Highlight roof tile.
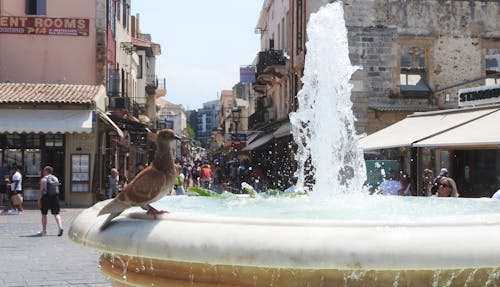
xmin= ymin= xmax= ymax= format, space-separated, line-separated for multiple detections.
xmin=0 ymin=83 xmax=101 ymax=105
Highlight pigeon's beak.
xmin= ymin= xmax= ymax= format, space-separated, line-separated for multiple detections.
xmin=175 ymin=134 xmax=181 ymax=140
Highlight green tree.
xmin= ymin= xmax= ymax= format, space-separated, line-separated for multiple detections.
xmin=186 ymin=125 xmax=195 ymax=139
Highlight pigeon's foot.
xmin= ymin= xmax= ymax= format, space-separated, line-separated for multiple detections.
xmin=146 ymin=204 xmax=169 ymax=219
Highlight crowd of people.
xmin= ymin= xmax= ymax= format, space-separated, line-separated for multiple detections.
xmin=171 ymin=158 xmax=267 ymax=194
xmin=106 ymin=160 xmax=497 ymax=199
xmin=376 ymin=167 xmax=460 ymax=197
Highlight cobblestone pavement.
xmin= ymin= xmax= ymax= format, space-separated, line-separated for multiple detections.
xmin=0 ymin=205 xmax=112 ymax=287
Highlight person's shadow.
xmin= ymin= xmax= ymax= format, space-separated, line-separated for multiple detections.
xmin=20 ymin=232 xmax=56 ymax=238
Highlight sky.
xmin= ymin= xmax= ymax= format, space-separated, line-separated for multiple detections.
xmin=131 ymin=0 xmax=264 ymax=110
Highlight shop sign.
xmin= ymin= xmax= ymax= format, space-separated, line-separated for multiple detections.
xmin=0 ymin=16 xmax=89 ymax=36
xmin=231 ymin=133 xmax=247 ymax=150
xmin=459 ymin=84 xmax=500 ymax=107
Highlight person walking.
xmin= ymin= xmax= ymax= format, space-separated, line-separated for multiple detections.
xmin=200 ymin=163 xmax=212 ymax=189
xmin=0 ymin=161 xmax=8 ymax=207
xmin=37 ymin=166 xmax=63 ymax=236
xmin=174 ymin=164 xmax=185 ymax=195
xmin=9 ymin=165 xmax=24 ymax=214
xmin=182 ymin=162 xmax=191 ymax=190
xmin=107 ymin=168 xmax=120 ymax=199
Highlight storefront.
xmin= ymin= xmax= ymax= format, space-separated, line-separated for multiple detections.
xmin=242 ymin=120 xmax=295 ymax=190
xmin=108 ymin=112 xmax=151 ymax=183
xmin=359 ymin=84 xmax=500 ymax=197
xmin=0 ymin=83 xmax=123 ymax=206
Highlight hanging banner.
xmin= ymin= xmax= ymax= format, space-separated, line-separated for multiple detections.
xmin=0 ymin=16 xmax=89 ymax=36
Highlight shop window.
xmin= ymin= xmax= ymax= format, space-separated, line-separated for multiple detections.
xmin=116 ymin=0 xmax=120 ymax=21
xmin=24 ymin=149 xmax=41 ymax=177
xmin=71 ymin=154 xmax=90 ymax=192
xmin=45 ymin=134 xmax=64 ymax=147
xmin=296 ymin=0 xmax=303 ymax=54
xmin=122 ymin=0 xmax=127 ymax=29
xmin=165 ymin=120 xmax=174 ymax=130
xmin=400 ymin=47 xmax=429 ymax=95
xmin=4 ymin=149 xmax=22 ymax=168
xmin=485 ymin=49 xmax=500 ymax=85
xmin=130 ymin=132 xmax=148 ymax=147
xmin=6 ymin=134 xmax=22 ymax=148
xmin=25 ymin=134 xmax=41 ymax=148
xmin=137 ymin=55 xmax=143 ymax=79
xmin=25 ymin=0 xmax=46 ymax=15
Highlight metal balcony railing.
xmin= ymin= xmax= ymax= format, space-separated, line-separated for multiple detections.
xmin=248 ymin=109 xmax=268 ymax=130
xmin=256 ymin=49 xmax=287 ymax=78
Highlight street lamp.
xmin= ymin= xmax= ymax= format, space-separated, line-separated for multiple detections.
xmin=231 ymin=107 xmax=241 ymax=134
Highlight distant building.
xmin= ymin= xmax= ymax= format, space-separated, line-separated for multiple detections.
xmin=156 ymin=98 xmax=187 ymax=159
xmin=196 ymin=100 xmax=221 ymax=148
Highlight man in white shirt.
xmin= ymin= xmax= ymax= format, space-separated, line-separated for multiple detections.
xmin=9 ymin=165 xmax=24 ymax=214
xmin=378 ymin=170 xmax=402 ymax=196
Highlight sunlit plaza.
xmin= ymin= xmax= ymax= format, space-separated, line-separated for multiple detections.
xmin=1 ymin=0 xmax=499 ymax=286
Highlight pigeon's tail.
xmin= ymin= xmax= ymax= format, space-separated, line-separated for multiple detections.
xmin=98 ymin=198 xmax=129 ymax=216
xmin=99 ymin=212 xmax=122 ymax=231
xmin=97 ymin=199 xmax=129 ymax=231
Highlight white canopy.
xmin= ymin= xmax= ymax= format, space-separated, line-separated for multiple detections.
xmin=0 ymin=109 xmax=93 ymax=134
xmin=358 ymin=107 xmax=498 ymax=150
xmin=414 ymin=109 xmax=500 ymax=148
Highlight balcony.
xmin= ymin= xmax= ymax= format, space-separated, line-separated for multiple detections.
xmin=255 ymin=49 xmax=287 ymax=85
xmin=109 ymin=96 xmax=130 ymax=110
xmin=248 ymin=109 xmax=268 ymax=130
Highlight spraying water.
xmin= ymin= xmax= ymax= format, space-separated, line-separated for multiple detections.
xmin=289 ymin=2 xmax=367 ymax=195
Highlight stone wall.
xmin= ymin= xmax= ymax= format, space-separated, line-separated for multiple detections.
xmin=343 ymin=0 xmax=500 ymax=134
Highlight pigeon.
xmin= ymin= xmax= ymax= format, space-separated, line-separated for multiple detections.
xmin=98 ymin=129 xmax=180 ymax=230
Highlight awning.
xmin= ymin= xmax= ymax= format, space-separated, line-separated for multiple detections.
xmin=358 ymin=107 xmax=498 ymax=150
xmin=0 ymin=109 xmax=93 ymax=134
xmin=96 ymin=110 xmax=124 ymax=138
xmin=273 ymin=122 xmax=292 ymax=138
xmin=414 ymin=109 xmax=500 ymax=148
xmin=242 ymin=134 xmax=274 ymax=151
xmin=246 ymin=133 xmax=260 ymax=145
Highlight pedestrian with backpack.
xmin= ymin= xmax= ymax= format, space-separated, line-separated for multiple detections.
xmin=37 ymin=166 xmax=63 ymax=236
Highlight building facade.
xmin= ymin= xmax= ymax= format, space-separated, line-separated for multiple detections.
xmin=195 ymin=100 xmax=221 ymax=149
xmin=0 ymin=0 xmax=162 ymax=206
xmin=156 ymin=98 xmax=187 ymax=159
xmin=248 ymin=0 xmax=500 ymax=192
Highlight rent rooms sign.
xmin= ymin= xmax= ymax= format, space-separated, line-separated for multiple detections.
xmin=0 ymin=16 xmax=89 ymax=36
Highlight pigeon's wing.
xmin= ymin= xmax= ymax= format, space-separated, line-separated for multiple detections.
xmin=116 ymin=167 xmax=170 ymax=206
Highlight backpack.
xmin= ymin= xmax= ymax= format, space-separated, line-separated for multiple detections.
xmin=46 ymin=175 xmax=60 ymax=197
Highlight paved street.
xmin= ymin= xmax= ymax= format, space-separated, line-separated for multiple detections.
xmin=0 ymin=205 xmax=112 ymax=287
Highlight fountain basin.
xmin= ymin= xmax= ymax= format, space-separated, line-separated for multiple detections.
xmin=70 ymin=197 xmax=500 ymax=286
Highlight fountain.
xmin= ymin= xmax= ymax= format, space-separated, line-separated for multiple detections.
xmin=70 ymin=2 xmax=500 ymax=286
